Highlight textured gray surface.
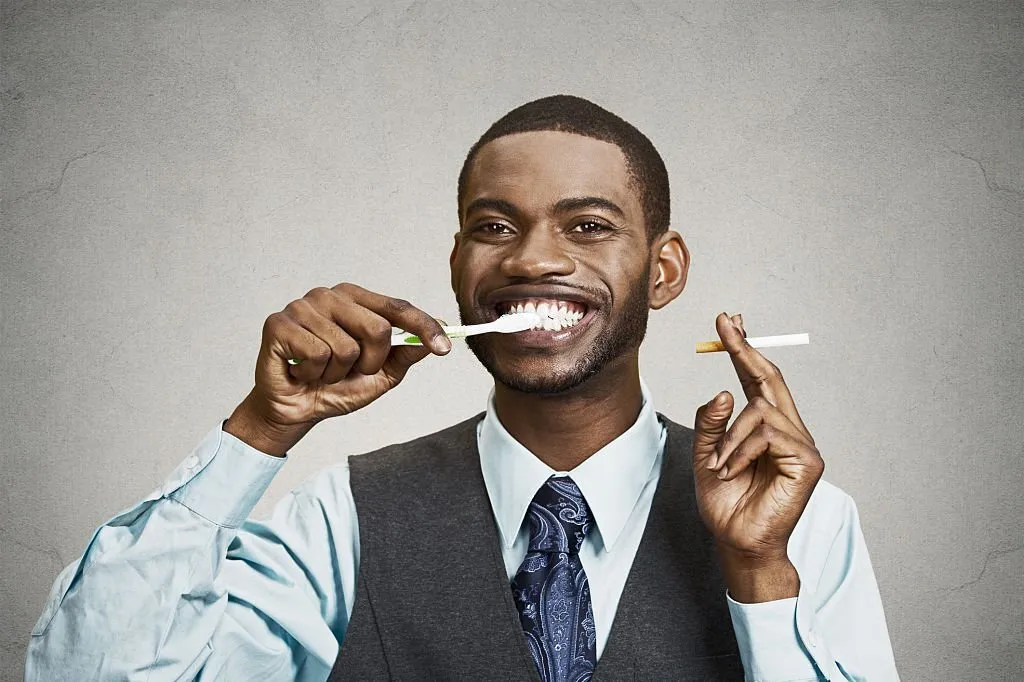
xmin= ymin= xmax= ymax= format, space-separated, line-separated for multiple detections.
xmin=2 ymin=1 xmax=1022 ymax=680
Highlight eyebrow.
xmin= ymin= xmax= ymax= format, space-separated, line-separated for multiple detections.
xmin=552 ymin=196 xmax=626 ymax=219
xmin=463 ymin=196 xmax=626 ymax=221
xmin=463 ymin=197 xmax=521 ymax=220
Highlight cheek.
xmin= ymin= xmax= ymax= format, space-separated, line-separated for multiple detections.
xmin=451 ymin=255 xmax=485 ymax=304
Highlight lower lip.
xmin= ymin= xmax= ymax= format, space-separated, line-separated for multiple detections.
xmin=500 ymin=307 xmax=598 ymax=348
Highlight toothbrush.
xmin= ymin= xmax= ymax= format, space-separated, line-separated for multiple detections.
xmin=390 ymin=311 xmax=540 ymax=346
xmin=286 ymin=312 xmax=540 ymax=364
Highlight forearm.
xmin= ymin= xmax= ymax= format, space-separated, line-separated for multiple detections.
xmin=725 ymin=483 xmax=900 ymax=682
xmin=26 ymin=423 xmax=284 ymax=681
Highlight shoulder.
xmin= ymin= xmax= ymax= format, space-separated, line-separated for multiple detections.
xmin=281 ymin=413 xmax=484 ymax=509
xmin=346 ymin=412 xmax=485 ymax=476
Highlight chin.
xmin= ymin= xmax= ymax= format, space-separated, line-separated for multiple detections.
xmin=468 ymin=340 xmax=606 ymax=395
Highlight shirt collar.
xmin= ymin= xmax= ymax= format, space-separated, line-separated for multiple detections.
xmin=478 ymin=377 xmax=664 ymax=553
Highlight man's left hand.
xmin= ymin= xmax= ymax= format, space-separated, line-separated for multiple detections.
xmin=692 ymin=312 xmax=824 ymax=603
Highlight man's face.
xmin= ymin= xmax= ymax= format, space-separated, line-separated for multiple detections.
xmin=450 ymin=130 xmax=653 ymax=394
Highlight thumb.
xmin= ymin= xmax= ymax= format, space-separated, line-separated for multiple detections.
xmin=379 ymin=317 xmax=449 ymax=387
xmin=379 ymin=344 xmax=434 ymax=387
xmin=693 ymin=391 xmax=733 ymax=468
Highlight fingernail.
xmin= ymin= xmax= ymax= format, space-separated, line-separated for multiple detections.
xmin=717 ymin=465 xmax=729 ymax=480
xmin=436 ymin=335 xmax=452 ymax=352
xmin=706 ymin=452 xmax=719 ymax=470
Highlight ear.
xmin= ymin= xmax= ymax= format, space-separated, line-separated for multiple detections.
xmin=648 ymin=230 xmax=689 ymax=310
xmin=449 ymin=232 xmax=461 ymax=295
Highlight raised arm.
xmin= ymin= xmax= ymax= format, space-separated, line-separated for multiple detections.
xmin=692 ymin=312 xmax=898 ymax=680
xmin=25 ymin=283 xmax=451 ymax=680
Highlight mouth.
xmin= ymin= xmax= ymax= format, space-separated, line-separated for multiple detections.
xmin=489 ymin=297 xmax=598 ymax=348
xmin=495 ymin=298 xmax=589 ymax=332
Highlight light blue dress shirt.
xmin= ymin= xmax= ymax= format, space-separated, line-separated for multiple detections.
xmin=26 ymin=380 xmax=898 ymax=681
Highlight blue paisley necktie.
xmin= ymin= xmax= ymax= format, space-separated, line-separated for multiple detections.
xmin=511 ymin=476 xmax=597 ymax=682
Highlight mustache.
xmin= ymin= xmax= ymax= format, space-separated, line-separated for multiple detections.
xmin=483 ymin=280 xmax=608 ymax=305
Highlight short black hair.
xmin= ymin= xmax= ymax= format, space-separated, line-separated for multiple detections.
xmin=457 ymin=95 xmax=670 ymax=242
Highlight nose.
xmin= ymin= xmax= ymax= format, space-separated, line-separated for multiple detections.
xmin=499 ymin=226 xmax=575 ymax=280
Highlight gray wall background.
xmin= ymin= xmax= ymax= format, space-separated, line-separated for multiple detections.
xmin=2 ymin=1 xmax=1022 ymax=680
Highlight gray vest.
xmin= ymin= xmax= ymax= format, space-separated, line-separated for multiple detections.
xmin=329 ymin=413 xmax=743 ymax=681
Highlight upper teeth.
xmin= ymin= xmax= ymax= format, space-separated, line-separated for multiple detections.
xmin=500 ymin=299 xmax=586 ymax=331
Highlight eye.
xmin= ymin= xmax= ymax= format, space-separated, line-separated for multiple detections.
xmin=571 ymin=220 xmax=612 ymax=234
xmin=473 ymin=222 xmax=515 ymax=235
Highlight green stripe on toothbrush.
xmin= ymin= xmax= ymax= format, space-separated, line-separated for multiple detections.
xmin=399 ymin=329 xmax=466 ymax=345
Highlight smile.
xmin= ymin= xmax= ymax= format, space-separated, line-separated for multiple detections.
xmin=496 ymin=299 xmax=589 ymax=332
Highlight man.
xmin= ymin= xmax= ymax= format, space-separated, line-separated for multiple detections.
xmin=26 ymin=96 xmax=898 ymax=680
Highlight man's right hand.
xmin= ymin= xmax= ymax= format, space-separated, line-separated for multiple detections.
xmin=224 ymin=283 xmax=452 ymax=456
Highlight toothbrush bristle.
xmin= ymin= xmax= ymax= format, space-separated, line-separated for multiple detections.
xmin=498 ymin=311 xmax=541 ymax=332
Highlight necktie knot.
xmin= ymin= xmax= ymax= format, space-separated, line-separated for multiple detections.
xmin=525 ymin=476 xmax=592 ymax=554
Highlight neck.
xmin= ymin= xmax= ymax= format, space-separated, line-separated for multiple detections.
xmin=492 ymin=354 xmax=644 ymax=471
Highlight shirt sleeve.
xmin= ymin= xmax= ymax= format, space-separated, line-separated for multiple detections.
xmin=25 ymin=421 xmax=360 ymax=682
xmin=726 ymin=481 xmax=900 ymax=681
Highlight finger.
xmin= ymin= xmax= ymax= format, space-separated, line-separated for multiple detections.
xmin=264 ymin=312 xmax=335 ymax=384
xmin=716 ymin=422 xmax=823 ymax=483
xmin=731 ymin=313 xmax=746 ymax=337
xmin=305 ymin=292 xmax=398 ymax=376
xmin=710 ymin=396 xmax=814 ymax=472
xmin=716 ymin=312 xmax=812 ymax=442
xmin=334 ymin=283 xmax=451 ymax=355
xmin=692 ymin=391 xmax=734 ymax=469
xmin=283 ymin=299 xmax=362 ymax=383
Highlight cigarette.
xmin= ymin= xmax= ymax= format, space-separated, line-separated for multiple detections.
xmin=696 ymin=333 xmax=810 ymax=354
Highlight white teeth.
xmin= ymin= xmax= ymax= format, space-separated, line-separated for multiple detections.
xmin=500 ymin=299 xmax=587 ymax=331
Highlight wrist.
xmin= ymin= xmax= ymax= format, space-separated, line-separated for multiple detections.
xmin=224 ymin=395 xmax=313 ymax=457
xmin=716 ymin=545 xmax=800 ymax=604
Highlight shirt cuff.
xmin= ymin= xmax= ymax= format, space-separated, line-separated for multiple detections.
xmin=727 ymin=593 xmax=820 ymax=682
xmin=164 ymin=421 xmax=287 ymax=528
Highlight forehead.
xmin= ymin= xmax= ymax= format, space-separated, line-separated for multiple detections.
xmin=462 ymin=131 xmax=640 ymax=220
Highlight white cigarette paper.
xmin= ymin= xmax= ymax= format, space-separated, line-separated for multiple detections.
xmin=695 ymin=333 xmax=810 ymax=354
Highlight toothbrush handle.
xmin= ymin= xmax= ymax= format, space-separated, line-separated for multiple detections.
xmin=391 ymin=326 xmax=470 ymax=346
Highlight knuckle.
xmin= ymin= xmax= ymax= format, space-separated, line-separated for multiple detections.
xmin=310 ymin=344 xmax=332 ymax=363
xmin=305 ymin=286 xmax=330 ymax=299
xmin=750 ymin=395 xmax=771 ymax=411
xmin=332 ymin=282 xmax=354 ymax=296
xmin=305 ymin=286 xmax=334 ymax=305
xmin=386 ymin=297 xmax=412 ymax=314
xmin=335 ymin=340 xmax=361 ymax=364
xmin=284 ymin=299 xmax=309 ymax=316
xmin=767 ymin=362 xmax=784 ymax=381
xmin=263 ymin=312 xmax=284 ymax=334
xmin=368 ymin=317 xmax=392 ymax=338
